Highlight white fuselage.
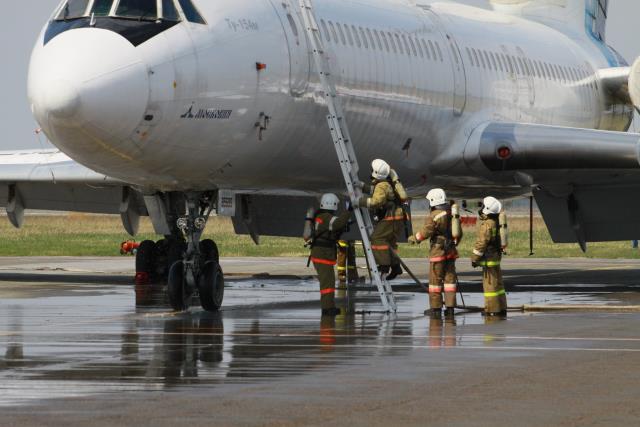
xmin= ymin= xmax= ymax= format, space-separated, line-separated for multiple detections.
xmin=28 ymin=0 xmax=631 ymax=197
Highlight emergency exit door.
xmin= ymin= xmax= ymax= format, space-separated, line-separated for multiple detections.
xmin=419 ymin=7 xmax=467 ymax=116
xmin=273 ymin=0 xmax=310 ymax=96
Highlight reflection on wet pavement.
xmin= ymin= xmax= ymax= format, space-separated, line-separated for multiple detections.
xmin=1 ymin=277 xmax=639 ymax=407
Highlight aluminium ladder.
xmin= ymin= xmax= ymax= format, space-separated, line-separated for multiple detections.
xmin=298 ymin=0 xmax=396 ymax=312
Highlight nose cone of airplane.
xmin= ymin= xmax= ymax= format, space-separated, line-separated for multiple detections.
xmin=28 ymin=28 xmax=149 ymax=153
xmin=41 ymin=79 xmax=80 ymax=118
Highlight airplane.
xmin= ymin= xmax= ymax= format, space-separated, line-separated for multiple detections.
xmin=4 ymin=0 xmax=640 ymax=312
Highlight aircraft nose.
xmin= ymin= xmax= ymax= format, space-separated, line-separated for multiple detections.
xmin=28 ymin=28 xmax=149 ymax=144
xmin=41 ymin=78 xmax=80 ymax=119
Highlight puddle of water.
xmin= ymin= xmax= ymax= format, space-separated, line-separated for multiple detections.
xmin=0 ymin=278 xmax=636 ymax=406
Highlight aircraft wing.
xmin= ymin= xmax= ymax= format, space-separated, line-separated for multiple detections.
xmin=459 ymin=122 xmax=640 ymax=249
xmin=0 ymin=149 xmax=145 ymax=233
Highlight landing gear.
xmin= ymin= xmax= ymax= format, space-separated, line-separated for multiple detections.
xmin=165 ymin=193 xmax=224 ymax=312
xmin=134 ymin=240 xmax=158 ymax=304
xmin=135 ymin=192 xmax=224 ymax=312
xmin=167 ymin=259 xmax=189 ymax=311
xmin=135 ymin=240 xmax=157 ymax=285
xmin=198 ymin=239 xmax=224 ymax=312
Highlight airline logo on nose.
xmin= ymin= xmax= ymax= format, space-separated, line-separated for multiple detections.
xmin=181 ymin=105 xmax=233 ymax=120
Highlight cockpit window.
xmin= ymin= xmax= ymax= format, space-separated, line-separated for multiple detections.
xmin=57 ymin=0 xmax=90 ymax=20
xmin=115 ymin=0 xmax=158 ymax=20
xmin=54 ymin=0 xmax=200 ymax=23
xmin=91 ymin=0 xmax=113 ymax=16
xmin=162 ymin=0 xmax=180 ymax=22
xmin=177 ymin=0 xmax=206 ymax=24
xmin=46 ymin=0 xmax=202 ymax=47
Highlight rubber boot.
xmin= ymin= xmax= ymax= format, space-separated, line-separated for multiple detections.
xmin=386 ymin=264 xmax=403 ymax=281
xmin=322 ymin=307 xmax=341 ymax=316
xmin=444 ymin=307 xmax=455 ymax=318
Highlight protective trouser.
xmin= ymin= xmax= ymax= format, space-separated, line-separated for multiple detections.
xmin=481 ymin=263 xmax=507 ymax=314
xmin=371 ymin=219 xmax=402 ymax=271
xmin=337 ymin=241 xmax=358 ymax=284
xmin=313 ymin=262 xmax=336 ymax=310
xmin=428 ymin=260 xmax=457 ymax=309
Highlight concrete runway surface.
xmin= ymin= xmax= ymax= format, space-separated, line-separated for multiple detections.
xmin=1 ymin=257 xmax=640 ymax=426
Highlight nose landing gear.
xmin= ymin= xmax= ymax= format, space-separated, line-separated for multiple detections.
xmin=166 ymin=194 xmax=224 ymax=312
xmin=135 ymin=192 xmax=224 ymax=312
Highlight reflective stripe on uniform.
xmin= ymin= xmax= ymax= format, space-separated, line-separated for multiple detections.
xmin=337 ymin=266 xmax=346 ymax=271
xmin=338 ymin=241 xmax=349 ymax=248
xmin=478 ymin=260 xmax=501 ymax=267
xmin=434 ymin=212 xmax=447 ymax=221
xmin=473 ymin=249 xmax=484 ymax=257
xmin=329 ymin=216 xmax=338 ymax=231
xmin=320 ymin=288 xmax=335 ymax=295
xmin=444 ymin=284 xmax=457 ymax=292
xmin=312 ymin=257 xmax=337 ymax=266
xmin=430 ymin=254 xmax=458 ymax=262
xmin=484 ymin=289 xmax=506 ymax=297
xmin=429 ymin=285 xmax=443 ymax=293
xmin=372 ymin=244 xmax=390 ymax=250
xmin=383 ymin=215 xmax=405 ymax=221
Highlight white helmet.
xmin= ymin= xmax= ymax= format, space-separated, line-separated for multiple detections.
xmin=482 ymin=196 xmax=502 ymax=215
xmin=320 ymin=193 xmax=340 ymax=211
xmin=426 ymin=188 xmax=447 ymax=208
xmin=371 ymin=159 xmax=391 ymax=180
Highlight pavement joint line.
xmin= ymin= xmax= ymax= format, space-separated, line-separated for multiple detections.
xmin=33 ymin=342 xmax=639 ymax=353
xmin=4 ymin=331 xmax=640 ymax=342
xmin=506 ymin=265 xmax=638 ymax=280
xmin=4 ymin=342 xmax=640 ymax=353
xmin=19 ymin=310 xmax=183 ymax=329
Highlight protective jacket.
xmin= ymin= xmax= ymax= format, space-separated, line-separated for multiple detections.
xmin=358 ymin=177 xmax=408 ymax=268
xmin=358 ymin=179 xmax=408 ymax=221
xmin=471 ymin=214 xmax=502 ymax=266
xmin=310 ymin=211 xmax=351 ymax=265
xmin=415 ymin=207 xmax=460 ymax=262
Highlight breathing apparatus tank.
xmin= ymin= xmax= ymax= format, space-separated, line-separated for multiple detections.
xmin=499 ymin=209 xmax=508 ymax=253
xmin=303 ymin=207 xmax=316 ymax=242
xmin=451 ymin=203 xmax=462 ymax=244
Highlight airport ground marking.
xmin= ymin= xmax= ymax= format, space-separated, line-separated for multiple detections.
xmin=7 ymin=331 xmax=640 ymax=343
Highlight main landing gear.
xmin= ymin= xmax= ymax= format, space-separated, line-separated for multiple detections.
xmin=135 ymin=192 xmax=224 ymax=312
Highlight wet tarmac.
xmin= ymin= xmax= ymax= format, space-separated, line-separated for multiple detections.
xmin=1 ymin=257 xmax=640 ymax=426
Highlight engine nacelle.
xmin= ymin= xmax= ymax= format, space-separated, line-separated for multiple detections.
xmin=628 ymin=57 xmax=640 ymax=110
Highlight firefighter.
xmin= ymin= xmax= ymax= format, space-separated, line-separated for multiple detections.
xmin=337 ymin=240 xmax=359 ymax=286
xmin=471 ymin=196 xmax=508 ymax=317
xmin=305 ymin=193 xmax=352 ymax=316
xmin=358 ymin=159 xmax=408 ymax=280
xmin=408 ymin=189 xmax=460 ymax=318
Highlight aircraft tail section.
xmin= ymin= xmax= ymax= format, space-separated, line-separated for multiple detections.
xmin=490 ymin=0 xmax=608 ymax=41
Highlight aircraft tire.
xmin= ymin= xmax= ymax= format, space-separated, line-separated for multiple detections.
xmin=200 ymin=239 xmax=219 ymax=263
xmin=198 ymin=261 xmax=224 ymax=312
xmin=135 ymin=240 xmax=157 ymax=281
xmin=167 ymin=260 xmax=189 ymax=311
